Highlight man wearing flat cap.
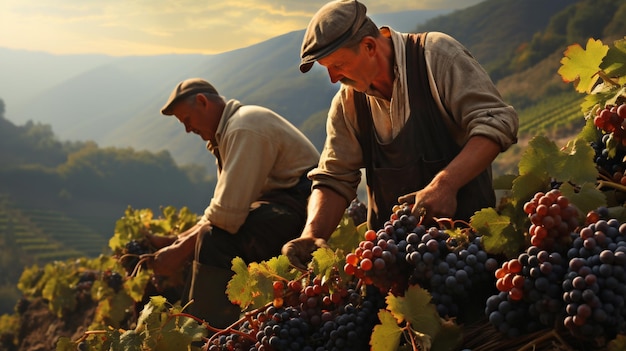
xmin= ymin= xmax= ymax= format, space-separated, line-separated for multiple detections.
xmin=283 ymin=0 xmax=519 ymax=268
xmin=150 ymin=78 xmax=319 ymax=328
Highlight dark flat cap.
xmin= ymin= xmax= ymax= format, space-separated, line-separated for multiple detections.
xmin=300 ymin=0 xmax=368 ymax=73
xmin=161 ymin=78 xmax=219 ymax=115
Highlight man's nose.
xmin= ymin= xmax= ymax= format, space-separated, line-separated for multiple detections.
xmin=327 ymin=67 xmax=343 ymax=84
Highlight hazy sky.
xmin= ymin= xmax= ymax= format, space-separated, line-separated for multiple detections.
xmin=0 ymin=0 xmax=482 ymax=56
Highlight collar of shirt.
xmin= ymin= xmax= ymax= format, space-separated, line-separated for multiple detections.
xmin=361 ymin=26 xmax=411 ymax=144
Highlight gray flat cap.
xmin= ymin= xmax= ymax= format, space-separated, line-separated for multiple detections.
xmin=161 ymin=78 xmax=219 ymax=115
xmin=300 ymin=0 xmax=368 ymax=73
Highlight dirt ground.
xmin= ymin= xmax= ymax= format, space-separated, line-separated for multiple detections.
xmin=0 ymin=298 xmax=95 ymax=351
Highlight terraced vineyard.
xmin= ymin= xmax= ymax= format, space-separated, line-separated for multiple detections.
xmin=517 ymin=92 xmax=585 ymax=138
xmin=0 ymin=194 xmax=109 ymax=264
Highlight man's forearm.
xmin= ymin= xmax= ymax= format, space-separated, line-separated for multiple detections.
xmin=432 ymin=135 xmax=501 ymax=192
xmin=301 ymin=186 xmax=349 ymax=241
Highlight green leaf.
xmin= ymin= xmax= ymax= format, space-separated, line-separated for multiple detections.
xmin=155 ymin=329 xmax=193 ymax=351
xmin=327 ymin=214 xmax=363 ymax=253
xmin=608 ymin=333 xmax=626 ymax=351
xmin=54 ymin=337 xmax=74 ymax=351
xmin=136 ymin=296 xmax=168 ymax=332
xmin=312 ymin=247 xmax=343 ymax=283
xmin=601 ymin=37 xmax=626 ymax=78
xmin=119 ymin=330 xmax=143 ymax=351
xmin=511 ymin=173 xmax=548 ymax=209
xmin=558 ymin=38 xmax=609 ymax=93
xmin=471 ymin=208 xmax=524 ymax=258
xmin=576 ymin=117 xmax=602 ymax=144
xmin=370 ymin=310 xmax=403 ymax=351
xmin=518 ymin=136 xmax=560 ymax=176
xmin=227 ymin=257 xmax=253 ymax=308
xmin=431 ymin=319 xmax=463 ymax=351
xmin=385 ymin=285 xmax=441 ymax=337
xmin=557 ymin=138 xmax=599 ymax=185
xmin=492 ymin=174 xmax=517 ymax=190
xmin=560 ymin=182 xmax=606 ymax=221
xmin=125 ymin=269 xmax=151 ymax=302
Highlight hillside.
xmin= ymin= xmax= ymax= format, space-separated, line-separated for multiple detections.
xmin=5 ymin=0 xmax=615 ymax=173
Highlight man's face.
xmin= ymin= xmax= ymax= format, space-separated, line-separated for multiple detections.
xmin=317 ymin=41 xmax=376 ymax=92
xmin=171 ymin=96 xmax=215 ymax=142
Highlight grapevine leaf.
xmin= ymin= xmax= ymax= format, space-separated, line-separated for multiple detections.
xmin=136 ymin=295 xmax=168 ymax=332
xmin=327 ymin=214 xmax=363 ymax=253
xmin=227 ymin=257 xmax=253 ymax=308
xmin=471 ymin=208 xmax=524 ymax=258
xmin=312 ymin=247 xmax=343 ymax=284
xmin=518 ymin=136 xmax=560 ymax=176
xmin=608 ymin=333 xmax=626 ymax=351
xmin=600 ymin=38 xmax=626 ymax=78
xmin=155 ymin=329 xmax=194 ymax=351
xmin=108 ymin=291 xmax=135 ymax=327
xmin=607 ymin=206 xmax=626 ymax=223
xmin=119 ymin=329 xmax=143 ymax=351
xmin=576 ymin=117 xmax=602 ymax=144
xmin=560 ymin=182 xmax=606 ymax=220
xmin=179 ymin=317 xmax=208 ymax=341
xmin=558 ymin=38 xmax=609 ymax=93
xmin=263 ymin=255 xmax=299 ymax=281
xmin=105 ymin=328 xmax=122 ymax=351
xmin=125 ymin=269 xmax=151 ymax=302
xmin=370 ymin=310 xmax=403 ymax=351
xmin=431 ymin=319 xmax=463 ymax=351
xmin=511 ymin=173 xmax=549 ymax=211
xmin=492 ymin=174 xmax=516 ymax=190
xmin=557 ymin=138 xmax=598 ymax=185
xmin=231 ymin=256 xmax=299 ymax=309
xmin=54 ymin=337 xmax=73 ymax=351
xmin=386 ymin=285 xmax=441 ymax=337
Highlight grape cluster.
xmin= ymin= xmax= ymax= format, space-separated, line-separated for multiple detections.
xmin=344 ymin=204 xmax=498 ymax=320
xmin=593 ymin=104 xmax=626 ymax=144
xmin=591 ymin=133 xmax=626 ymax=177
xmin=346 ymin=198 xmax=367 ymax=226
xmin=486 ymin=246 xmax=567 ymax=337
xmin=104 ymin=271 xmax=124 ymax=292
xmin=204 ymin=272 xmax=384 ymax=351
xmin=121 ymin=239 xmax=150 ymax=274
xmin=562 ymin=218 xmax=626 ymax=339
xmin=523 ymin=189 xmax=579 ymax=251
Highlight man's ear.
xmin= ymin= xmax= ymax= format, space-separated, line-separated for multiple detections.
xmin=362 ymin=37 xmax=376 ymax=55
xmin=195 ymin=93 xmax=209 ymax=109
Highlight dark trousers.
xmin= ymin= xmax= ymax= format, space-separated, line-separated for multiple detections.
xmin=197 ymin=200 xmax=306 ymax=268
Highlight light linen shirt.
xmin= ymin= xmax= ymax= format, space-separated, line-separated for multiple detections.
xmin=199 ymin=99 xmax=320 ymax=233
xmin=309 ymin=28 xmax=519 ymax=203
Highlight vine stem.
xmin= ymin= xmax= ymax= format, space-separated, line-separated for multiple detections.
xmin=74 ymin=329 xmax=109 ymax=343
xmin=515 ymin=329 xmax=574 ymax=351
xmin=597 ymin=179 xmax=626 ymax=193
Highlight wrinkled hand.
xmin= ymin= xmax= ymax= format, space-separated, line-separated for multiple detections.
xmin=143 ymin=231 xmax=177 ymax=250
xmin=281 ymin=237 xmax=329 ymax=270
xmin=148 ymin=242 xmax=191 ymax=287
xmin=398 ymin=184 xmax=457 ymax=224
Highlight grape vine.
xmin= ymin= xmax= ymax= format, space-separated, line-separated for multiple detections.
xmin=3 ymin=37 xmax=626 ymax=351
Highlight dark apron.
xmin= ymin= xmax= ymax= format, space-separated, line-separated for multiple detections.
xmin=355 ymin=33 xmax=495 ymax=230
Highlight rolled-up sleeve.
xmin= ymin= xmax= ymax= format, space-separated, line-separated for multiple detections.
xmin=427 ymin=32 xmax=519 ymax=151
xmin=310 ymin=90 xmax=363 ymax=203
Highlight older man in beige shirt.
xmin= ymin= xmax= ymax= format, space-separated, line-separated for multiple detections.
xmin=151 ymin=78 xmax=320 ymax=329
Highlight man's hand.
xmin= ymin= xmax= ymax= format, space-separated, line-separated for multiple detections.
xmin=147 ymin=231 xmax=197 ymax=287
xmin=143 ymin=232 xmax=177 ymax=250
xmin=398 ymin=182 xmax=457 ymax=224
xmin=281 ymin=237 xmax=329 ymax=270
